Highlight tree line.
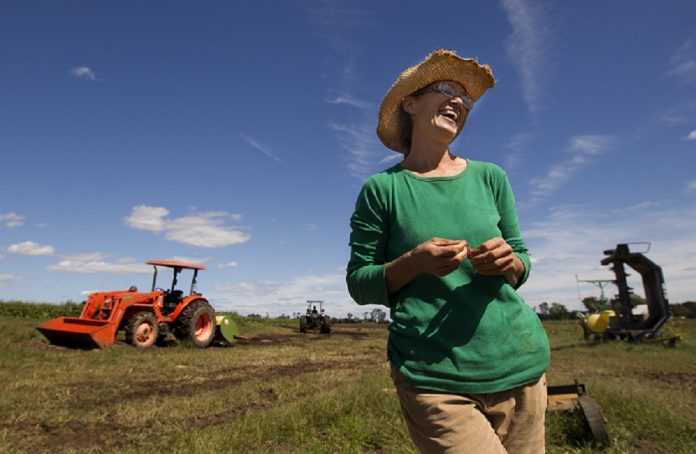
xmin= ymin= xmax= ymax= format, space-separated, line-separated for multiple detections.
xmin=535 ymin=296 xmax=696 ymax=320
xmin=2 ymin=299 xmax=695 ymax=322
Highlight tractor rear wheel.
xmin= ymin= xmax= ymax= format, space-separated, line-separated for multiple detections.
xmin=320 ymin=316 xmax=332 ymax=334
xmin=174 ymin=300 xmax=216 ymax=348
xmin=299 ymin=315 xmax=308 ymax=333
xmin=125 ymin=311 xmax=158 ymax=348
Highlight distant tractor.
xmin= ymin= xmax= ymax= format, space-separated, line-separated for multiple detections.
xmin=299 ymin=300 xmax=331 ymax=334
xmin=37 ymin=260 xmax=236 ymax=349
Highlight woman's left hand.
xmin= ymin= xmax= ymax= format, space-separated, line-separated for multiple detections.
xmin=469 ymin=237 xmax=524 ymax=286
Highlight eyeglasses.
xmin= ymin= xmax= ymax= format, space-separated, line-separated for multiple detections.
xmin=413 ymin=82 xmax=473 ymax=112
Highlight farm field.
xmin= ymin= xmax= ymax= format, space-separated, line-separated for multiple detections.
xmin=1 ymin=312 xmax=695 ymax=453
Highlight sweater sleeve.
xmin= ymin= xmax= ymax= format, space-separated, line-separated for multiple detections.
xmin=492 ymin=167 xmax=531 ymax=288
xmin=346 ymin=179 xmax=390 ymax=307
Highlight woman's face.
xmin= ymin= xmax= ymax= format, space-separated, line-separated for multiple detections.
xmin=402 ymin=80 xmax=470 ymax=145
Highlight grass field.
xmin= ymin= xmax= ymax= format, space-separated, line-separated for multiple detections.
xmin=1 ymin=313 xmax=695 ymax=453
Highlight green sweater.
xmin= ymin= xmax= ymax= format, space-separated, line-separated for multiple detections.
xmin=346 ymin=160 xmax=550 ymax=394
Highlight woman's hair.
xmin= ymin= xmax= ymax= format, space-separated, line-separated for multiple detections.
xmin=399 ymin=106 xmax=414 ymax=154
xmin=399 ymin=84 xmax=436 ymax=154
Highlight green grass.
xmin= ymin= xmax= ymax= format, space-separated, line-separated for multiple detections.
xmin=1 ymin=311 xmax=695 ymax=453
xmin=544 ymin=318 xmax=696 ymax=453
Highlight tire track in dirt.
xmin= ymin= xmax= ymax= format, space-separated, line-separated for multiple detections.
xmin=72 ymin=354 xmax=384 ymax=407
xmin=5 ymin=328 xmax=389 ymax=452
xmin=3 ymin=354 xmax=388 ymax=452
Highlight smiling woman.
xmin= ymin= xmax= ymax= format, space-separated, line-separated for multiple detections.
xmin=346 ymin=49 xmax=550 ymax=453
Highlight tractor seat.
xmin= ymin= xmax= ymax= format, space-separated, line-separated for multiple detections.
xmin=170 ymin=290 xmax=183 ymax=301
xmin=164 ymin=290 xmax=184 ymax=308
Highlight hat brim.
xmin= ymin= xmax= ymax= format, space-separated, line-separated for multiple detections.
xmin=377 ymin=49 xmax=496 ymax=153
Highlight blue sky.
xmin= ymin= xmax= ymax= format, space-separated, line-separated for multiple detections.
xmin=2 ymin=0 xmax=695 ymax=317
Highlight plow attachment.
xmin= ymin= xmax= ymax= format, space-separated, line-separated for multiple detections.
xmin=214 ymin=315 xmax=239 ymax=345
xmin=36 ymin=317 xmax=119 ymax=349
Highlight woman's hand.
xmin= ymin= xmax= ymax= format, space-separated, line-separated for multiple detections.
xmin=385 ymin=237 xmax=469 ymax=295
xmin=469 ymin=237 xmax=524 ymax=286
xmin=411 ymin=237 xmax=470 ymax=276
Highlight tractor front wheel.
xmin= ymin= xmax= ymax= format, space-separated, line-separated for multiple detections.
xmin=125 ymin=311 xmax=159 ymax=348
xmin=174 ymin=300 xmax=216 ymax=348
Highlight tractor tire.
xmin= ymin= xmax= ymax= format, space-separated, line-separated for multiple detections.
xmin=299 ymin=315 xmax=308 ymax=333
xmin=125 ymin=311 xmax=159 ymax=348
xmin=174 ymin=300 xmax=216 ymax=348
xmin=320 ymin=316 xmax=332 ymax=334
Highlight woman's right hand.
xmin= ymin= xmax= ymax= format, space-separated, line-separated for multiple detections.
xmin=411 ymin=237 xmax=470 ymax=276
xmin=386 ymin=238 xmax=469 ymax=295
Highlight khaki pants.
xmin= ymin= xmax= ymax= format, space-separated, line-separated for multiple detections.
xmin=392 ymin=368 xmax=547 ymax=454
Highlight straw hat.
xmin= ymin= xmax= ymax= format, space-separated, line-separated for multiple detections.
xmin=377 ymin=49 xmax=496 ymax=153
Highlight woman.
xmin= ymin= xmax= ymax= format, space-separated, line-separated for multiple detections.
xmin=346 ymin=49 xmax=550 ymax=453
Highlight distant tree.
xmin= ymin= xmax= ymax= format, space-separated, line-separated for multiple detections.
xmin=671 ymin=301 xmax=696 ymax=318
xmin=363 ymin=311 xmax=370 ymax=321
xmin=582 ymin=296 xmax=602 ymax=313
xmin=549 ymin=303 xmax=570 ymax=320
xmin=347 ymin=312 xmax=353 ymax=320
xmin=370 ymin=308 xmax=387 ymax=323
xmin=537 ymin=302 xmax=549 ymax=318
xmin=629 ymin=294 xmax=646 ymax=308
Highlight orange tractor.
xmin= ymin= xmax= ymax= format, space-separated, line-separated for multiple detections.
xmin=37 ymin=260 xmax=223 ymax=349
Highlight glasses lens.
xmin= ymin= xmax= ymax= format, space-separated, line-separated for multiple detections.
xmin=437 ymin=82 xmax=473 ymax=111
xmin=437 ymin=83 xmax=458 ymax=97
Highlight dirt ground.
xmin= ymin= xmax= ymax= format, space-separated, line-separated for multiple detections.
xmin=2 ymin=323 xmax=389 ymax=453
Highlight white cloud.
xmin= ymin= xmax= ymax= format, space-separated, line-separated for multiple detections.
xmin=212 ymin=269 xmax=383 ymax=318
xmin=326 ymin=92 xmax=375 ymax=110
xmin=63 ymin=252 xmax=108 ymax=262
xmin=165 ymin=213 xmax=250 ymax=248
xmin=302 ymin=2 xmax=389 ymax=181
xmin=240 ymin=134 xmax=282 ymax=162
xmin=501 ymin=0 xmax=552 ymax=114
xmin=70 ymin=66 xmax=99 ymax=81
xmin=215 ymin=280 xmax=282 ymax=296
xmin=568 ymin=135 xmax=613 ymax=154
xmin=47 ymin=254 xmax=150 ymax=274
xmin=686 ymin=180 xmax=696 ymax=193
xmin=329 ymin=121 xmax=387 ymax=180
xmin=302 ymin=1 xmax=373 ymax=56
xmin=7 ymin=241 xmax=55 ymax=256
xmin=125 ymin=205 xmax=169 ymax=232
xmin=378 ymin=153 xmax=401 ymax=165
xmin=519 ymin=202 xmax=696 ymax=310
xmin=125 ymin=205 xmax=250 ymax=248
xmin=217 ymin=261 xmax=238 ymax=269
xmin=168 ymin=256 xmax=210 ymax=265
xmin=667 ymin=40 xmax=696 ymax=84
xmin=528 ymin=134 xmax=613 ymax=201
xmin=503 ymin=132 xmax=534 ymax=171
xmin=656 ymin=112 xmax=689 ymax=125
xmin=0 ymin=274 xmax=22 ymax=282
xmin=685 ymin=130 xmax=696 ymax=140
xmin=0 ymin=212 xmax=25 ymax=228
